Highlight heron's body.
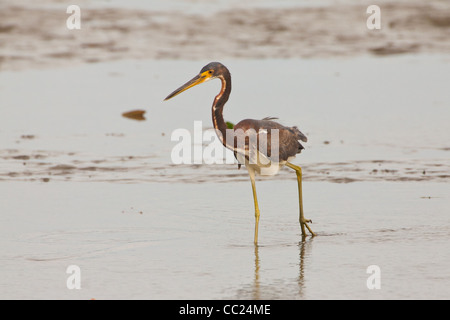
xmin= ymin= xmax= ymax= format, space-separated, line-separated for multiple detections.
xmin=165 ymin=62 xmax=315 ymax=244
xmin=233 ymin=118 xmax=307 ymax=175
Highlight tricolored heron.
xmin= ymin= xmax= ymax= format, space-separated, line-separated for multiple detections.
xmin=164 ymin=62 xmax=316 ymax=244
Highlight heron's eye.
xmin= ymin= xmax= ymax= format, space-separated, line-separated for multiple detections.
xmin=209 ymin=70 xmax=213 ymax=74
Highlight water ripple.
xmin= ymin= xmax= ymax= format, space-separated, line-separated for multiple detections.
xmin=1 ymin=149 xmax=449 ymax=184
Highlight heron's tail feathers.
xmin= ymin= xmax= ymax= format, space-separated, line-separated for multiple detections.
xmin=290 ymin=126 xmax=308 ymax=143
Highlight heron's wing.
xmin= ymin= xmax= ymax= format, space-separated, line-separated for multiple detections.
xmin=234 ymin=119 xmax=307 ymax=163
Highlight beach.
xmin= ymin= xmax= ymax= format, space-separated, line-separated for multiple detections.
xmin=0 ymin=0 xmax=449 ymax=300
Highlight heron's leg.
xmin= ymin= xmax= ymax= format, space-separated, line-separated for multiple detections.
xmin=286 ymin=162 xmax=316 ymax=237
xmin=249 ymin=171 xmax=260 ymax=245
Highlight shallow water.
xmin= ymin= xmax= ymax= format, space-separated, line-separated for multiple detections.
xmin=0 ymin=181 xmax=449 ymax=299
xmin=1 ymin=57 xmax=449 ymax=184
xmin=0 ymin=56 xmax=449 ymax=299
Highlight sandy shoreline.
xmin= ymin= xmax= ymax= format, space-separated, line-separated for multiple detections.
xmin=1 ymin=1 xmax=449 ymax=71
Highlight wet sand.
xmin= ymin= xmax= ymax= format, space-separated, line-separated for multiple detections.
xmin=1 ymin=0 xmax=450 ymax=300
xmin=1 ymin=0 xmax=450 ymax=70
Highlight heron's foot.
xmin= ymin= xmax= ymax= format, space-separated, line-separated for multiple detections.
xmin=300 ymin=218 xmax=316 ymax=237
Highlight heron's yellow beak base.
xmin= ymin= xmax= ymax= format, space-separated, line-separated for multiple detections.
xmin=164 ymin=71 xmax=213 ymax=101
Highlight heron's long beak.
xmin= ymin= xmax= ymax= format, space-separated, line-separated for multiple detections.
xmin=164 ymin=71 xmax=211 ymax=101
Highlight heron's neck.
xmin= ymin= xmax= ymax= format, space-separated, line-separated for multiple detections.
xmin=212 ymin=74 xmax=232 ymax=147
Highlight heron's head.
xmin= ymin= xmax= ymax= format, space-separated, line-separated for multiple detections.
xmin=164 ymin=62 xmax=228 ymax=101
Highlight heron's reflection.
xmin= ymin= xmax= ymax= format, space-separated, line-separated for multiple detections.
xmin=252 ymin=238 xmax=314 ymax=299
xmin=253 ymin=245 xmax=261 ymax=299
xmin=297 ymin=237 xmax=314 ymax=298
